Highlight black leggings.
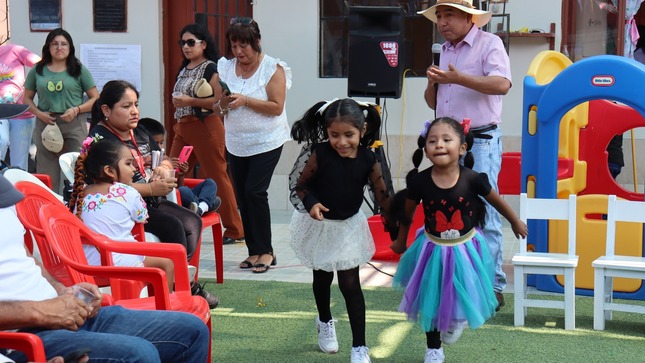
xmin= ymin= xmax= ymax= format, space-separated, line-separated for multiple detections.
xmin=144 ymin=199 xmax=202 ymax=260
xmin=426 ymin=330 xmax=441 ymax=349
xmin=313 ymin=267 xmax=366 ymax=347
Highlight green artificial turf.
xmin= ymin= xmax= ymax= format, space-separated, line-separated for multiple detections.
xmin=202 ymin=279 xmax=645 ymax=362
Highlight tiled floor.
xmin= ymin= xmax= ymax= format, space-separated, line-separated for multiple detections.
xmin=197 ymin=209 xmax=519 ymax=291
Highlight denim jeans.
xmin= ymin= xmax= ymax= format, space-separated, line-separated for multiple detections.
xmin=0 ymin=117 xmax=35 ymax=171
xmin=179 ymin=178 xmax=218 ymax=210
xmin=471 ymin=127 xmax=505 ymax=292
xmin=7 ymin=306 xmax=209 ymax=363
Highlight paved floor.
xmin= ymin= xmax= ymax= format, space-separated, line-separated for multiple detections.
xmin=196 ymin=209 xmax=519 ymax=290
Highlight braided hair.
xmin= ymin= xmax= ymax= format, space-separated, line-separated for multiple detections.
xmin=68 ymin=139 xmax=127 ymax=220
xmin=391 ymin=117 xmax=483 ymax=229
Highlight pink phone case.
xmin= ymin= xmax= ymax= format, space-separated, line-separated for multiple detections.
xmin=178 ymin=146 xmax=193 ymax=164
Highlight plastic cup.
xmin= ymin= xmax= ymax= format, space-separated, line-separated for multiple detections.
xmin=172 ymin=91 xmax=182 ymax=98
xmin=72 ymin=285 xmax=97 ymax=306
xmin=168 ymin=169 xmax=176 ymax=178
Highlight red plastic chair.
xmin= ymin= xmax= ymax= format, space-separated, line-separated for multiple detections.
xmin=183 ymin=178 xmax=224 ymax=284
xmin=131 ymin=222 xmax=202 ymax=283
xmin=38 ymin=203 xmax=212 ymax=363
xmin=33 ymin=173 xmax=53 ymax=189
xmin=14 ymin=181 xmax=74 ymax=285
xmin=14 ymin=181 xmax=144 ymax=301
xmin=0 ymin=332 xmax=46 ymax=362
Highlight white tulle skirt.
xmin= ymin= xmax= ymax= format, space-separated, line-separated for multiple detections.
xmin=290 ymin=210 xmax=375 ymax=272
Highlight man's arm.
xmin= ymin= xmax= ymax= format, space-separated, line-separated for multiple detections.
xmin=30 ymin=251 xmax=68 ymax=296
xmin=424 ymin=82 xmax=437 ymax=110
xmin=427 ymin=64 xmax=511 ymax=96
xmin=0 ymin=296 xmax=89 ymax=331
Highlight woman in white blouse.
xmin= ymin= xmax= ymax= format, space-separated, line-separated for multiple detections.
xmin=215 ymin=17 xmax=291 ymax=273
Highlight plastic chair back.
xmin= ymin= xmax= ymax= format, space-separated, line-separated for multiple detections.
xmin=59 ymin=151 xmax=80 ymax=183
xmin=3 ymin=168 xmax=63 ymax=203
xmin=14 ymin=181 xmax=73 ymax=285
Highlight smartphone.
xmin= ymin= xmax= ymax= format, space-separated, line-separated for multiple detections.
xmin=219 ymin=80 xmax=231 ymax=96
xmin=178 ymin=145 xmax=193 ymax=164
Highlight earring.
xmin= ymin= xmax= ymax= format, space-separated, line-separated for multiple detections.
xmin=104 ymin=115 xmax=108 ymax=121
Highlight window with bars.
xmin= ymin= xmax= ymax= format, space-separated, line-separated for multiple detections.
xmin=319 ymin=0 xmax=435 ymax=78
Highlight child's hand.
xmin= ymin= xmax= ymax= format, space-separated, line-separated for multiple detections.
xmin=390 ymin=238 xmax=407 ymax=254
xmin=511 ymin=220 xmax=528 ymax=239
xmin=170 ymin=157 xmax=189 ymax=175
xmin=309 ymin=203 xmax=329 ymax=221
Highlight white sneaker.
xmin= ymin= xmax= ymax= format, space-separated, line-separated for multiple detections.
xmin=351 ymin=346 xmax=371 ymax=363
xmin=424 ymin=347 xmax=445 ymax=363
xmin=315 ymin=317 xmax=338 ymax=353
xmin=440 ymin=321 xmax=466 ymax=345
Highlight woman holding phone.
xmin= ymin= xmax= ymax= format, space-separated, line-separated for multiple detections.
xmin=215 ymin=18 xmax=291 ymax=273
xmin=170 ymin=22 xmax=244 ymax=244
xmin=87 ymin=80 xmax=219 ymax=308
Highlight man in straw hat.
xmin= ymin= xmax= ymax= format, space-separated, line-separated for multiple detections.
xmin=0 ymin=166 xmax=209 ymax=361
xmin=419 ymin=1 xmax=511 ymax=361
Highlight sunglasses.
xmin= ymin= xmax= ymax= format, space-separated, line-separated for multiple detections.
xmin=178 ymin=39 xmax=203 ymax=47
xmin=229 ymin=17 xmax=255 ymax=26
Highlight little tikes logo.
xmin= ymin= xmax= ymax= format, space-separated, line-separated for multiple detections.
xmin=591 ymin=75 xmax=615 ymax=87
xmin=380 ymin=41 xmax=398 ymax=67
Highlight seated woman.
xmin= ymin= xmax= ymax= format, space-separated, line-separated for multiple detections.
xmin=86 ymin=80 xmax=218 ymax=309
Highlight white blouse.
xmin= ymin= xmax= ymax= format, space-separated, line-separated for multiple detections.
xmin=218 ymin=54 xmax=292 ymax=157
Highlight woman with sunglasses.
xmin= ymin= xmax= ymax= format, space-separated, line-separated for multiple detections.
xmin=23 ymin=28 xmax=99 ymax=193
xmin=215 ymin=17 xmax=291 ymax=273
xmin=170 ymin=23 xmax=244 ymax=245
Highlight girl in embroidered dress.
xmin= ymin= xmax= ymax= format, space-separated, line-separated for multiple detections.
xmin=68 ymin=138 xmax=175 ymax=291
xmin=390 ymin=117 xmax=527 ymax=363
xmin=289 ymin=98 xmax=392 ymax=363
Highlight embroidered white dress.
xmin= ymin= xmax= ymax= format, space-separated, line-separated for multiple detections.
xmin=81 ymin=182 xmax=148 ymax=266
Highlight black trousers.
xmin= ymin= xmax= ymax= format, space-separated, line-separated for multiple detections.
xmin=145 ymin=199 xmax=203 ymax=260
xmin=228 ymin=145 xmax=282 ymax=256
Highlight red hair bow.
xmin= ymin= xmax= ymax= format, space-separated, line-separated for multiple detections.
xmin=461 ymin=118 xmax=471 ymax=135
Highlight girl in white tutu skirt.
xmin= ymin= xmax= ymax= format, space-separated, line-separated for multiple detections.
xmin=289 ymin=98 xmax=393 ymax=363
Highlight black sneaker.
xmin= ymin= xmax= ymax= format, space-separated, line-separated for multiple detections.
xmin=191 ymin=281 xmax=219 ymax=309
xmin=211 ymin=196 xmax=222 ymax=212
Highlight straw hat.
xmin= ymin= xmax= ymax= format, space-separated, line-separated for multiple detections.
xmin=417 ymin=0 xmax=492 ymax=28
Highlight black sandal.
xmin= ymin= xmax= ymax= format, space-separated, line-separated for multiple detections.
xmin=252 ymin=254 xmax=276 ymax=273
xmin=252 ymin=263 xmax=271 ymax=273
xmin=239 ymin=258 xmax=257 ymax=269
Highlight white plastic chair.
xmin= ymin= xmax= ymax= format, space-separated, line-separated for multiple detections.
xmin=592 ymin=195 xmax=645 ymax=330
xmin=2 ymin=168 xmax=64 ymax=203
xmin=512 ymin=193 xmax=578 ymax=330
xmin=58 ymin=152 xmax=80 ymax=184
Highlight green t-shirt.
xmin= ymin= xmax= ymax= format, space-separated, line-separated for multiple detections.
xmin=24 ymin=64 xmax=96 ymax=113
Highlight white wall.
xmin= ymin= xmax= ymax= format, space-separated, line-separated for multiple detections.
xmin=8 ymin=0 xmax=164 ymax=120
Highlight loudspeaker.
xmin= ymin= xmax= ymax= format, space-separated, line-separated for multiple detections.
xmin=348 ymin=6 xmax=404 ymax=99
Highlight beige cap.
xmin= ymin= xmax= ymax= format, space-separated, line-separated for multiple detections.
xmin=42 ymin=123 xmax=64 ymax=153
xmin=194 ymin=78 xmax=213 ymax=98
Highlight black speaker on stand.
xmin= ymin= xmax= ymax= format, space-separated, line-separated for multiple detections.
xmin=348 ymin=6 xmax=404 ymax=99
